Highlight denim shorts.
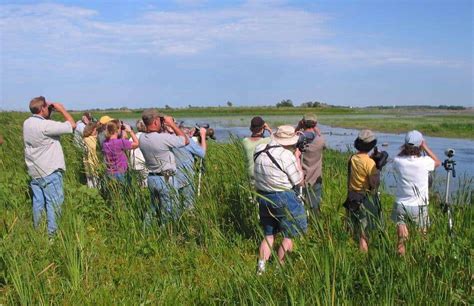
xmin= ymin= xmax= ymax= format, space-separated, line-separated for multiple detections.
xmin=257 ymin=190 xmax=308 ymax=238
xmin=391 ymin=203 xmax=430 ymax=230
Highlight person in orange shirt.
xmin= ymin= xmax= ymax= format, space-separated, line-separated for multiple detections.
xmin=344 ymin=130 xmax=381 ymax=252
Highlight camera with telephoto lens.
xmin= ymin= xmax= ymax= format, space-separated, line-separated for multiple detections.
xmin=371 ymin=146 xmax=389 ymax=170
xmin=194 ymin=124 xmax=216 ymax=140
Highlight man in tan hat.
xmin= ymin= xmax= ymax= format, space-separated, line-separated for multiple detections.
xmin=344 ymin=129 xmax=381 ymax=253
xmin=253 ymin=125 xmax=307 ymax=274
xmin=296 ymin=113 xmax=326 ymax=216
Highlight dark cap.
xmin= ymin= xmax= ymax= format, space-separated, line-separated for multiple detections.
xmin=250 ymin=116 xmax=265 ymax=129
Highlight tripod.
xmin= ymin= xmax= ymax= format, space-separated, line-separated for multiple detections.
xmin=441 ymin=151 xmax=456 ymax=238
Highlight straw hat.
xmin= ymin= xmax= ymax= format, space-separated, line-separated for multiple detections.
xmin=271 ymin=125 xmax=299 ymax=146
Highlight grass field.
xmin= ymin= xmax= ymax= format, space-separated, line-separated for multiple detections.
xmin=0 ymin=111 xmax=472 ymax=304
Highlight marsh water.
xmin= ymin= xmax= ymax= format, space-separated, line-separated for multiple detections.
xmin=125 ymin=115 xmax=473 ymax=195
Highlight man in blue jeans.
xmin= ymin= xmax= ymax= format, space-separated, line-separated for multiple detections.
xmin=23 ymin=96 xmax=76 ymax=236
xmin=173 ymin=126 xmax=207 ymax=210
xmin=139 ymin=109 xmax=189 ymax=225
xmin=254 ymin=125 xmax=307 ymax=274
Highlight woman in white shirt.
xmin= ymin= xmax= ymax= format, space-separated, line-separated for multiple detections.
xmin=391 ymin=130 xmax=440 ymax=255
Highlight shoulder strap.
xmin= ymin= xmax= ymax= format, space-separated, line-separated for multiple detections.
xmin=254 ymin=144 xmax=295 ymax=186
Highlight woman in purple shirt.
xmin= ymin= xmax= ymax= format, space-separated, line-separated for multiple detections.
xmin=102 ymin=120 xmax=139 ymax=182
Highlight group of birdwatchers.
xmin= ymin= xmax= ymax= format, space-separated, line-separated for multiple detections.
xmin=23 ymin=96 xmax=441 ymax=275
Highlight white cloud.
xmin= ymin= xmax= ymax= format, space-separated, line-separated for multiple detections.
xmin=0 ymin=1 xmax=462 ymax=68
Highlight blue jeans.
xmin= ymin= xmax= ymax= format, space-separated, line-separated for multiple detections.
xmin=179 ymin=184 xmax=196 ymax=210
xmin=258 ymin=190 xmax=308 ymax=238
xmin=146 ymin=175 xmax=180 ymax=225
xmin=30 ymin=171 xmax=64 ymax=235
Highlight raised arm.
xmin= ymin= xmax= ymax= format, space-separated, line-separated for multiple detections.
xmin=421 ymin=140 xmax=441 ymax=168
xmin=164 ymin=116 xmax=189 ymax=145
xmin=51 ymin=103 xmax=76 ymax=130
xmin=125 ymin=124 xmax=139 ymax=149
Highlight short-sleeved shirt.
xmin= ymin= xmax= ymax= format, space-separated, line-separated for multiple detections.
xmin=393 ymin=156 xmax=435 ymax=207
xmin=254 ymin=140 xmax=302 ymax=192
xmin=348 ymin=153 xmax=378 ymax=192
xmin=129 ymin=132 xmax=147 ymax=171
xmin=139 ymin=132 xmax=186 ymax=173
xmin=242 ymin=137 xmax=271 ymax=179
xmin=23 ymin=115 xmax=73 ymax=178
xmin=102 ymin=138 xmax=132 ymax=174
xmin=301 ymin=132 xmax=325 ymax=185
xmin=174 ymin=139 xmax=205 ymax=188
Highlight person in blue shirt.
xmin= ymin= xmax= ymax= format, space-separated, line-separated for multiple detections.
xmin=173 ymin=127 xmax=207 ymax=210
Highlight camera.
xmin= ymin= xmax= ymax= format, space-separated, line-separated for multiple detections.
xmin=120 ymin=120 xmax=126 ymax=131
xmin=445 ymin=148 xmax=455 ymax=158
xmin=371 ymin=146 xmax=389 ymax=170
xmin=295 ymin=132 xmax=316 ymax=152
xmin=193 ymin=124 xmax=216 ymax=140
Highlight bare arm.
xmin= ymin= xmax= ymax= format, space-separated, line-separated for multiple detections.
xmin=369 ymin=170 xmax=381 ymax=191
xmin=198 ymin=128 xmax=207 ymax=152
xmin=421 ymin=140 xmax=441 ymax=168
xmin=125 ymin=125 xmax=139 ymax=149
xmin=294 ymin=148 xmax=304 ymax=185
xmin=51 ymin=103 xmax=76 ymax=130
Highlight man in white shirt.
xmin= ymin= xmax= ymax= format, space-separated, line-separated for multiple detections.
xmin=23 ymin=96 xmax=76 ymax=235
xmin=391 ymin=130 xmax=440 ymax=255
xmin=253 ymin=125 xmax=306 ymax=274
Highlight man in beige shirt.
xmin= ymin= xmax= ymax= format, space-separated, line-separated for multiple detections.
xmin=23 ymin=96 xmax=76 ymax=235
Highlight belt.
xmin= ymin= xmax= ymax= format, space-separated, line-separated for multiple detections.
xmin=149 ymin=170 xmax=175 ymax=176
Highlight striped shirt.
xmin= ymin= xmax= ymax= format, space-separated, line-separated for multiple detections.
xmin=254 ymin=140 xmax=302 ymax=192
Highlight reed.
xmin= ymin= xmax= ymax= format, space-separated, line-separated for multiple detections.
xmin=0 ymin=112 xmax=471 ymax=304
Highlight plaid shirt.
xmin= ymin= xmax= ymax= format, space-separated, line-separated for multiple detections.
xmin=254 ymin=140 xmax=302 ymax=192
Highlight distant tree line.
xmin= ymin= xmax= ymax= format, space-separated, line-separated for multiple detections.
xmin=373 ymin=105 xmax=466 ymax=110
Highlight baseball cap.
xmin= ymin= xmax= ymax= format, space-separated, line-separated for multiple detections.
xmin=357 ymin=129 xmax=376 ymax=143
xmin=99 ymin=115 xmax=114 ymax=124
xmin=405 ymin=130 xmax=423 ymax=147
xmin=250 ymin=116 xmax=265 ymax=129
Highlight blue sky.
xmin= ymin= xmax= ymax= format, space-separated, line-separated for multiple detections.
xmin=0 ymin=0 xmax=472 ymax=110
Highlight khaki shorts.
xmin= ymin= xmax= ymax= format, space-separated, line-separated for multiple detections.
xmin=391 ymin=203 xmax=430 ymax=230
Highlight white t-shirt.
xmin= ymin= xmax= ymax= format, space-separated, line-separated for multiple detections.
xmin=393 ymin=155 xmax=435 ymax=207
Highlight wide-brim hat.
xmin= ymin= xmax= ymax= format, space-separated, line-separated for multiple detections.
xmin=303 ymin=113 xmax=317 ymax=122
xmin=271 ymin=125 xmax=299 ymax=146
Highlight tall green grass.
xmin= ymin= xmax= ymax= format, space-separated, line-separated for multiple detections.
xmin=0 ymin=112 xmax=472 ymax=304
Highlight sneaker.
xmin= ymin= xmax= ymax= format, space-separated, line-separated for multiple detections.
xmin=256 ymin=259 xmax=266 ymax=275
